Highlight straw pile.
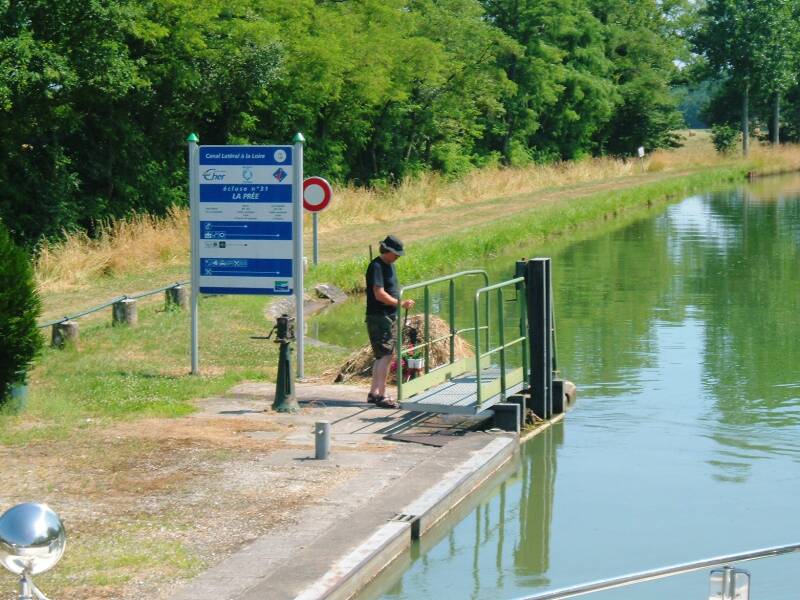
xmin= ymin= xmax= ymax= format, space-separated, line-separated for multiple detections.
xmin=333 ymin=314 xmax=473 ymax=383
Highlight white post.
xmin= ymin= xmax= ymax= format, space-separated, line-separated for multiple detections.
xmin=315 ymin=421 xmax=331 ymax=459
xmin=293 ymin=133 xmax=305 ymax=379
xmin=312 ymin=212 xmax=319 ymax=265
xmin=188 ymin=133 xmax=200 ymax=375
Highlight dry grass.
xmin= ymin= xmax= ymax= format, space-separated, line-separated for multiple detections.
xmin=320 ymin=155 xmax=637 ymax=232
xmin=647 ymin=129 xmax=800 ymax=172
xmin=333 ymin=314 xmax=473 ymax=383
xmin=34 ymin=131 xmax=800 ymax=294
xmin=36 ymin=206 xmax=189 ymax=293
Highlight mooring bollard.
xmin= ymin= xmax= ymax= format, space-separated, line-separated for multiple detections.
xmin=315 ymin=421 xmax=330 ymax=460
xmin=51 ymin=320 xmax=79 ymax=349
xmin=112 ymin=298 xmax=138 ymax=326
xmin=165 ymin=284 xmax=188 ymax=310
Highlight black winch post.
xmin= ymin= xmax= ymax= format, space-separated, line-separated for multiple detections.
xmin=515 ymin=259 xmax=527 ymax=279
xmin=252 ymin=314 xmax=298 ymax=413
xmin=272 ymin=314 xmax=298 ymax=412
xmin=526 ymin=258 xmax=553 ymax=419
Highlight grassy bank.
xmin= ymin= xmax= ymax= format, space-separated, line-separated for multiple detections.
xmin=10 ymin=132 xmax=800 ymax=444
xmin=1 ymin=295 xmax=350 ymax=444
xmin=33 ymin=156 xmax=639 ymax=294
xmin=2 ymin=162 xmax=750 ymax=445
xmin=34 ymin=131 xmax=800 ymax=304
xmin=311 ymin=165 xmax=749 ymax=291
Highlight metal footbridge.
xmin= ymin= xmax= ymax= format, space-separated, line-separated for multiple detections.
xmin=396 ymin=259 xmax=559 ymax=418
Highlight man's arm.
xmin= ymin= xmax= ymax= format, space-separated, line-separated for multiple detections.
xmin=373 ymin=285 xmax=415 ymax=310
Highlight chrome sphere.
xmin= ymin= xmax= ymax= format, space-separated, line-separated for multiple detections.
xmin=0 ymin=503 xmax=66 ymax=575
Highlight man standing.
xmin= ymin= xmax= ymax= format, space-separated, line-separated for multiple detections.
xmin=365 ymin=235 xmax=415 ymax=409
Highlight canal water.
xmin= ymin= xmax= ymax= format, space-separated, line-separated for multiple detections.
xmin=313 ymin=175 xmax=800 ymax=600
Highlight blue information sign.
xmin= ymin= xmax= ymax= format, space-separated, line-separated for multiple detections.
xmin=196 ymin=145 xmax=294 ymax=295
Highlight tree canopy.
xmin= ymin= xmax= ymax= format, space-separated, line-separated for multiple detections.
xmin=1 ymin=0 xmax=695 ymax=244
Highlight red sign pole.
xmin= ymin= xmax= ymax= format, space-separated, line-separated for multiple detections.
xmin=303 ymin=177 xmax=333 ymax=265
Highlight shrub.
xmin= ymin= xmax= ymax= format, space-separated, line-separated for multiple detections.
xmin=711 ymin=124 xmax=740 ymax=155
xmin=0 ymin=221 xmax=42 ymax=403
xmin=430 ymin=141 xmax=474 ymax=179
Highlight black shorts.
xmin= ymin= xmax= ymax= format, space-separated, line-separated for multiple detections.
xmin=366 ymin=314 xmax=397 ymax=359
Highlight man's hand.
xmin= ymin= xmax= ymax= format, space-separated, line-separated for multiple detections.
xmin=373 ymin=285 xmax=416 ymax=310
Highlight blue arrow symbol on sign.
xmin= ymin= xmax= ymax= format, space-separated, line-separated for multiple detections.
xmin=205 ymin=269 xmax=281 ymax=276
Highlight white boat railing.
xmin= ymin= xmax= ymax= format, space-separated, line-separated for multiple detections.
xmin=515 ymin=542 xmax=800 ymax=600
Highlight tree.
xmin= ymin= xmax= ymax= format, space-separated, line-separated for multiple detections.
xmin=590 ymin=0 xmax=687 ymax=155
xmin=694 ymin=0 xmax=758 ymax=155
xmin=0 ymin=220 xmax=42 ymax=403
xmin=751 ymin=0 xmax=800 ymax=144
xmin=0 ymin=0 xmax=285 ymax=245
xmin=484 ymin=0 xmax=685 ymax=162
xmin=482 ymin=0 xmax=615 ymax=163
xmin=0 ymin=10 xmax=80 ymax=243
xmin=694 ymin=0 xmax=799 ymax=154
xmin=528 ymin=0 xmax=616 ymax=159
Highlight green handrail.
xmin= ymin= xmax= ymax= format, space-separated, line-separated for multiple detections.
xmin=396 ymin=270 xmax=489 ymax=402
xmin=473 ymin=276 xmax=528 ymax=408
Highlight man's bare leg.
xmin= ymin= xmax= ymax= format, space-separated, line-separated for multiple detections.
xmin=370 ymin=355 xmax=393 ymax=398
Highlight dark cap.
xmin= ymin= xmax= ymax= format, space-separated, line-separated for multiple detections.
xmin=381 ymin=235 xmax=405 ymax=256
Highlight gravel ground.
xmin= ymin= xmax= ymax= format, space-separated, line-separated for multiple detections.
xmin=0 ymin=387 xmax=375 ymax=600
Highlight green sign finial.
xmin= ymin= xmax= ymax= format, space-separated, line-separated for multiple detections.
xmin=186 ymin=132 xmax=200 ymax=143
xmin=293 ymin=132 xmax=305 ymax=143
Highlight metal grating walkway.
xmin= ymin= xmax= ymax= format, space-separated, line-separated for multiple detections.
xmin=399 ymin=367 xmax=524 ymax=415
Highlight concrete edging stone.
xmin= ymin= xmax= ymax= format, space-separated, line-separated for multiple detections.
xmin=292 ymin=433 xmax=518 ymax=600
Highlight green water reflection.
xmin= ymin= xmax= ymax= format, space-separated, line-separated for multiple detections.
xmin=324 ymin=175 xmax=800 ymax=600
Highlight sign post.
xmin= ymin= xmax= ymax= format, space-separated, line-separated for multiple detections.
xmin=189 ymin=135 xmax=303 ymax=376
xmin=293 ymin=133 xmax=305 ymax=379
xmin=312 ymin=213 xmax=319 ymax=266
xmin=303 ymin=176 xmax=333 ymax=266
xmin=188 ymin=133 xmax=200 ymax=375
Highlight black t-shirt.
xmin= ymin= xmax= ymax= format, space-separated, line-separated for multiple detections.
xmin=365 ymin=256 xmax=399 ymax=316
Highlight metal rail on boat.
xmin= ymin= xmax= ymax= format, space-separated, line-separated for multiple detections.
xmin=515 ymin=542 xmax=800 ymax=600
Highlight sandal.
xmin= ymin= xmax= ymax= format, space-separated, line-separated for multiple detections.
xmin=375 ymin=396 xmax=400 ymax=409
xmin=367 ymin=392 xmax=380 ymax=404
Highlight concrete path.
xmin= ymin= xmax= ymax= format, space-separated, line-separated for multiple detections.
xmin=172 ymin=382 xmax=517 ymax=600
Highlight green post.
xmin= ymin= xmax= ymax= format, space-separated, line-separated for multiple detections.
xmin=423 ymin=287 xmax=431 ymax=374
xmin=518 ymin=279 xmax=529 ymax=384
xmin=498 ymin=288 xmax=506 ymax=397
xmin=485 ymin=285 xmax=491 ymax=354
xmin=449 ymin=279 xmax=456 ymax=364
xmin=397 ymin=291 xmax=404 ymax=401
xmin=474 ymin=292 xmax=482 ymax=406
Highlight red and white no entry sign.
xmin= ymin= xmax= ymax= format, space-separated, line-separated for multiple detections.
xmin=303 ymin=177 xmax=333 ymax=212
